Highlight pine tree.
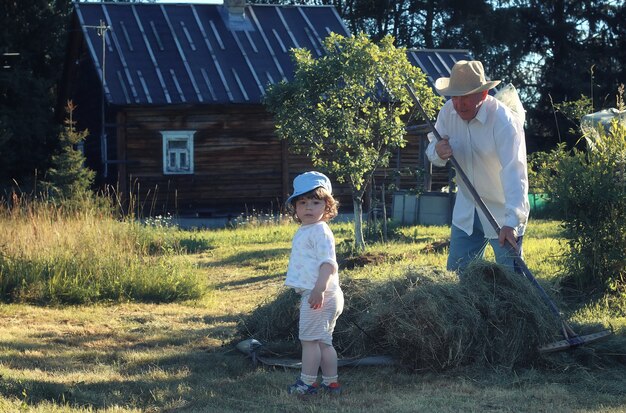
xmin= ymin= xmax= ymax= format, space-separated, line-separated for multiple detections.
xmin=46 ymin=101 xmax=95 ymax=201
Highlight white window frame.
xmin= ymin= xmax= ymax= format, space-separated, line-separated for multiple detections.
xmin=161 ymin=130 xmax=195 ymax=175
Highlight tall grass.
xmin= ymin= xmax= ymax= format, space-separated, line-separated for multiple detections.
xmin=0 ymin=195 xmax=206 ymax=304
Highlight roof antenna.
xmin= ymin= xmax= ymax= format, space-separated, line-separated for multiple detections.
xmin=84 ymin=20 xmax=110 ymax=178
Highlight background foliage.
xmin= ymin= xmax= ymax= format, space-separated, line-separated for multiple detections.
xmin=548 ymin=120 xmax=625 ymax=293
xmin=0 ymin=0 xmax=72 ymax=191
xmin=528 ymin=82 xmax=625 ymax=294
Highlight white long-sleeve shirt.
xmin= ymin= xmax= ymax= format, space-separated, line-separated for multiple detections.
xmin=285 ymin=221 xmax=340 ymax=292
xmin=426 ymin=95 xmax=530 ymax=239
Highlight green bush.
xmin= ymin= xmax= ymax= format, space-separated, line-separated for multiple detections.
xmin=545 ymin=120 xmax=625 ymax=293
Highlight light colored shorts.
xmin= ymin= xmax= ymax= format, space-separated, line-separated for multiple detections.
xmin=298 ymin=288 xmax=344 ymax=345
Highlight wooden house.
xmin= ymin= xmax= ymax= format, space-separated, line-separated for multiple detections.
xmin=58 ymin=0 xmax=470 ymax=220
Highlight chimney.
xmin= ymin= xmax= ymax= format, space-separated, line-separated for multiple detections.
xmin=221 ymin=0 xmax=250 ymax=31
xmin=225 ymin=0 xmax=245 ymax=18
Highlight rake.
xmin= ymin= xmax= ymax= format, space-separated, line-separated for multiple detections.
xmin=405 ymin=84 xmax=612 ymax=353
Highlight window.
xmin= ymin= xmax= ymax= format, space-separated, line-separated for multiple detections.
xmin=161 ymin=130 xmax=194 ymax=174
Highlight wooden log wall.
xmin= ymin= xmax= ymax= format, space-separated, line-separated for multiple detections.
xmin=114 ymin=105 xmax=448 ymax=218
xmin=119 ymin=105 xmax=281 ymax=217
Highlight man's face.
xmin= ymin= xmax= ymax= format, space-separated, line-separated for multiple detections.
xmin=451 ymin=91 xmax=488 ymax=121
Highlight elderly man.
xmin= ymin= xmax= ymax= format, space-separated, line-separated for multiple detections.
xmin=426 ymin=60 xmax=529 ymax=273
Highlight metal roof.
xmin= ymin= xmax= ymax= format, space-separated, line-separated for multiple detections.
xmin=406 ymin=48 xmax=473 ymax=97
xmin=74 ymin=2 xmax=349 ymax=105
xmin=73 ymin=3 xmax=472 ymax=106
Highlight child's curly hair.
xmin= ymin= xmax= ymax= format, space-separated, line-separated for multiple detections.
xmin=287 ymin=187 xmax=339 ymax=223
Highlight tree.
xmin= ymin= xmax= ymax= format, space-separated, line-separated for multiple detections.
xmin=45 ymin=101 xmax=95 ymax=201
xmin=520 ymin=0 xmax=626 ymax=151
xmin=0 ymin=0 xmax=73 ymax=190
xmin=264 ymin=33 xmax=441 ymax=250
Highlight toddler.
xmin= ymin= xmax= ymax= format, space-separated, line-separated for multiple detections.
xmin=284 ymin=171 xmax=344 ymax=396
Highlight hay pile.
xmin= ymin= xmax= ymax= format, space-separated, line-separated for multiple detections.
xmin=237 ymin=261 xmax=562 ymax=371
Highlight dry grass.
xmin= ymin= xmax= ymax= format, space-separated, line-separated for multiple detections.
xmin=238 ymin=261 xmax=563 ymax=370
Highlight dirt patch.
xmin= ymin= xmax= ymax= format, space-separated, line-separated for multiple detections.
xmin=339 ymin=251 xmax=390 ymax=270
xmin=421 ymin=240 xmax=450 ymax=254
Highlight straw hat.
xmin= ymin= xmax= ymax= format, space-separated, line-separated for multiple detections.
xmin=435 ymin=60 xmax=500 ymax=97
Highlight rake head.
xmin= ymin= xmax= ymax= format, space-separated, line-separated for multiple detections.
xmin=539 ymin=323 xmax=613 ymax=353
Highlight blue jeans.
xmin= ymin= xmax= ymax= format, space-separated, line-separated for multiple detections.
xmin=447 ymin=210 xmax=523 ymax=273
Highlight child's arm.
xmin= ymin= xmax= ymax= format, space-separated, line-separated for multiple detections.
xmin=308 ymin=262 xmax=335 ymax=309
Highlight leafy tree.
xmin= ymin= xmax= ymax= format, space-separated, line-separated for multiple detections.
xmin=264 ymin=33 xmax=441 ymax=250
xmin=45 ymin=101 xmax=95 ymax=201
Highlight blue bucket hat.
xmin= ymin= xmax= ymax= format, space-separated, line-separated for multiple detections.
xmin=286 ymin=171 xmax=332 ymax=204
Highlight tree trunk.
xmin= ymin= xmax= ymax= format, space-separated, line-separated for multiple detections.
xmin=353 ymin=195 xmax=365 ymax=251
xmin=424 ymin=0 xmax=435 ymax=49
xmin=381 ymin=183 xmax=387 ymax=243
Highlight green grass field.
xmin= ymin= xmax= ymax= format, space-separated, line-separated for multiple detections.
xmin=0 ymin=207 xmax=625 ymax=412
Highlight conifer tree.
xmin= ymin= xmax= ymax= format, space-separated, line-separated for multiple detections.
xmin=46 ymin=101 xmax=95 ymax=201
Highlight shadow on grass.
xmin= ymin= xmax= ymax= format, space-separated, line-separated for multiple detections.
xmin=2 ymin=314 xmax=626 ymax=412
xmin=0 ymin=322 xmax=262 ymax=411
xmin=179 ymin=236 xmax=215 ymax=253
xmin=0 ymin=352 xmax=253 ymax=410
xmin=0 ymin=316 xmax=334 ymax=413
xmin=212 ymin=273 xmax=280 ymax=289
xmin=4 ymin=335 xmax=626 ymax=412
xmin=197 ymin=247 xmax=290 ymax=269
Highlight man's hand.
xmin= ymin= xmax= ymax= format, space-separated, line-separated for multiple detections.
xmin=308 ymin=288 xmax=325 ymax=309
xmin=499 ymin=226 xmax=519 ymax=252
xmin=435 ymin=136 xmax=452 ymax=161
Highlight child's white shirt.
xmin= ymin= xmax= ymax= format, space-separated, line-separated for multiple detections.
xmin=285 ymin=221 xmax=339 ymax=292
